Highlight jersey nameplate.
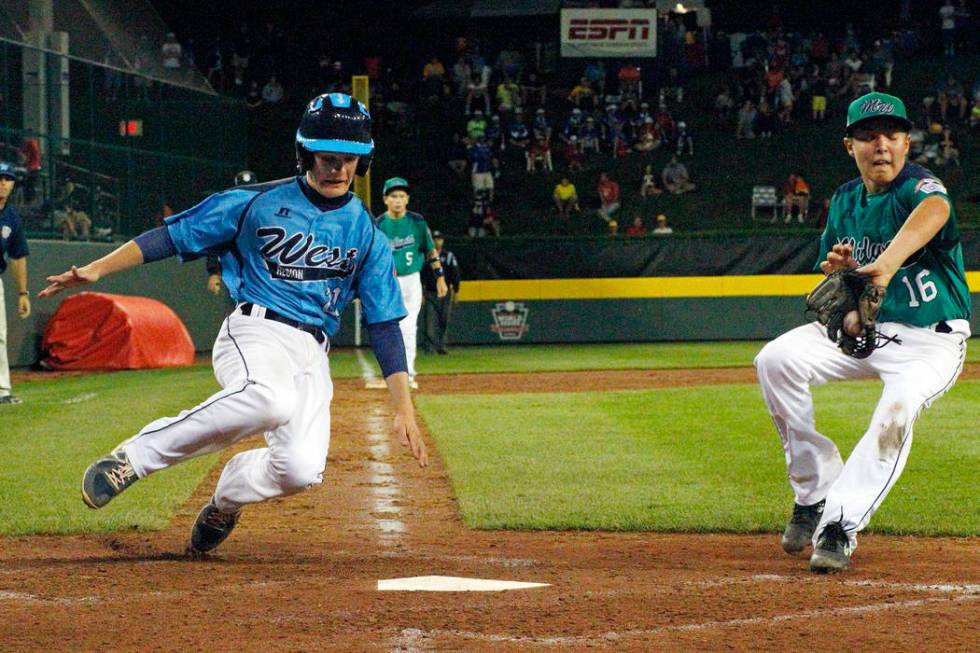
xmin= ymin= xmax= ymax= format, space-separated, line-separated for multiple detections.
xmin=389 ymin=234 xmax=416 ymax=251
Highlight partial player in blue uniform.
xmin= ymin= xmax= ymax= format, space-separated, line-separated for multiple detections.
xmin=0 ymin=161 xmax=31 ymax=405
xmin=40 ymin=93 xmax=428 ymax=556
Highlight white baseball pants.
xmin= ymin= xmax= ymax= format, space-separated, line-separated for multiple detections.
xmin=755 ymin=319 xmax=969 ymax=550
xmin=121 ymin=309 xmax=332 ymax=513
xmin=398 ymin=271 xmax=423 ymax=378
xmin=0 ymin=279 xmax=10 ymax=397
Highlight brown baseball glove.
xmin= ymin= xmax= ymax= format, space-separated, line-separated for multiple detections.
xmin=805 ymin=269 xmax=886 ymax=359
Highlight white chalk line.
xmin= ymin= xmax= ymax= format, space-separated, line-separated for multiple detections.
xmin=396 ymin=594 xmax=979 ymax=648
xmin=356 ymin=348 xmax=406 ymax=545
xmin=62 ymin=392 xmax=98 ymax=405
xmin=0 ymin=580 xmax=289 ymax=607
xmin=389 ymin=574 xmax=979 ymax=649
xmin=356 ymin=347 xmax=384 ymax=387
xmin=695 ymin=573 xmax=980 ymax=595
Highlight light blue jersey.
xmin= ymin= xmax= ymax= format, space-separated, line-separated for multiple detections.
xmin=166 ymin=176 xmax=405 ymax=335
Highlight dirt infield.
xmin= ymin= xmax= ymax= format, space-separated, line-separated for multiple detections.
xmin=1 ymin=368 xmax=977 ymax=651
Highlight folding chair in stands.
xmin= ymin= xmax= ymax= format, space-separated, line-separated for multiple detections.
xmin=751 ymin=185 xmax=780 ymax=223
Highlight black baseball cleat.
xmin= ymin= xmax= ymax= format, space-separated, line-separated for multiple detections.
xmin=187 ymin=501 xmax=241 ymax=556
xmin=809 ymin=522 xmax=853 ymax=573
xmin=0 ymin=395 xmax=22 ymax=405
xmin=781 ymin=499 xmax=825 ymax=554
xmin=81 ymin=451 xmax=139 ymax=509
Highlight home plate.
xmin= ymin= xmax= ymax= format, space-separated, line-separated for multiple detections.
xmin=377 ymin=576 xmax=550 ymax=592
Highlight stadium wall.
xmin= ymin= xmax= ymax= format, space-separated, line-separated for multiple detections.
xmin=4 ymin=241 xmax=979 ymax=367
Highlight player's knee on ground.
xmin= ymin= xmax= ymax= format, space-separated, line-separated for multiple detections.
xmin=269 ymin=449 xmax=325 ymax=493
xmin=245 ymin=381 xmax=296 ymax=431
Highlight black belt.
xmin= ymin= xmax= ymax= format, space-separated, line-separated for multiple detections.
xmin=935 ymin=321 xmax=952 ymax=334
xmin=239 ymin=303 xmax=326 ymax=344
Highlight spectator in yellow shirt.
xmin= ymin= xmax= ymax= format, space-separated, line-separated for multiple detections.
xmin=553 ymin=177 xmax=579 ymax=219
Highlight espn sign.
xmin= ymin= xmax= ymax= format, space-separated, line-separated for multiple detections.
xmin=561 ymin=8 xmax=658 ymax=58
xmin=568 ymin=19 xmax=652 ymax=42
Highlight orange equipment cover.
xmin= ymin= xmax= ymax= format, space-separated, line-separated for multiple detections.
xmin=42 ymin=292 xmax=195 ymax=370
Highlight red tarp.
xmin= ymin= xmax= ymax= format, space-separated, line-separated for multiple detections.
xmin=42 ymin=292 xmax=195 ymax=370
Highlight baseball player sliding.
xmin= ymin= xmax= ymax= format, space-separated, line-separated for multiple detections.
xmin=755 ymin=92 xmax=971 ymax=573
xmin=375 ymin=178 xmax=448 ymax=389
xmin=40 ymin=93 xmax=428 ymax=556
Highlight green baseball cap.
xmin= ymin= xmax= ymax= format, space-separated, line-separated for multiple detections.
xmin=846 ymin=92 xmax=913 ymax=134
xmin=383 ymin=177 xmax=409 ymax=195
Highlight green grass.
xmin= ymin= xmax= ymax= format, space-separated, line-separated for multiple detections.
xmin=332 ymin=339 xmax=980 ymax=377
xmin=0 ymin=368 xmax=222 ymax=535
xmin=330 ymin=341 xmax=770 ymax=378
xmin=4 ymin=339 xmax=978 ymax=536
xmin=417 ymin=380 xmax=980 ymax=536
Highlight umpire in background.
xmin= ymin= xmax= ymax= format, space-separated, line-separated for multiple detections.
xmin=421 ymin=231 xmax=460 ymax=354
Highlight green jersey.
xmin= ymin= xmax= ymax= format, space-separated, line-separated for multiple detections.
xmin=375 ymin=211 xmax=435 ymax=276
xmin=819 ymin=163 xmax=971 ymax=326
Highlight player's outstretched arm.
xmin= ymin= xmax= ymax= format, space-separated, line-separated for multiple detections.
xmin=856 ymin=195 xmax=950 ymax=290
xmin=386 ymin=372 xmax=429 ymax=468
xmin=366 ymin=318 xmax=428 ymax=467
xmin=39 ymin=241 xmax=145 ymax=298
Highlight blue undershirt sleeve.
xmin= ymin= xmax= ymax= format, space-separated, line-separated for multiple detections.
xmin=367 ymin=319 xmax=408 ymax=379
xmin=133 ymin=226 xmax=177 ymax=263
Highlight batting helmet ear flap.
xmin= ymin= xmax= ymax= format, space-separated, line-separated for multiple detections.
xmin=355 ymin=152 xmax=372 ymax=177
xmin=296 ymin=141 xmax=315 ymax=174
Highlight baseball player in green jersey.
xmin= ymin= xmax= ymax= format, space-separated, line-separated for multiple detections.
xmin=376 ymin=177 xmax=448 ymax=388
xmin=755 ymin=92 xmax=971 ymax=573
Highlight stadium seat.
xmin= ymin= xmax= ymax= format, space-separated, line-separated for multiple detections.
xmin=751 ymin=186 xmax=780 ymax=223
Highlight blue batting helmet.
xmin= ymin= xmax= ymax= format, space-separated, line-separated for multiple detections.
xmin=296 ymin=93 xmax=374 ymax=177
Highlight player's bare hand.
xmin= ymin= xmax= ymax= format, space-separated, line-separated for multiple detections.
xmin=819 ymin=243 xmax=858 ymax=275
xmin=393 ymin=412 xmax=428 ymax=467
xmin=17 ymin=295 xmax=31 ymax=318
xmin=855 ymin=260 xmax=894 ymax=293
xmin=207 ymin=274 xmax=223 ymax=295
xmin=436 ymin=276 xmax=449 ymax=298
xmin=39 ymin=265 xmax=98 ymax=298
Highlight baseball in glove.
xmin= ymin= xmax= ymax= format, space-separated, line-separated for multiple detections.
xmin=805 ymin=269 xmax=886 ymax=359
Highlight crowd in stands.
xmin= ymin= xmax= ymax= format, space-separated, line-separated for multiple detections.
xmin=62 ymin=5 xmax=977 ymax=238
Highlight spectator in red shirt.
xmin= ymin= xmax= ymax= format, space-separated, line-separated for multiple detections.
xmin=19 ymin=134 xmax=41 ymax=205
xmin=596 ymin=172 xmax=621 ymax=224
xmin=562 ymin=136 xmax=584 ymax=172
xmin=625 ymin=214 xmax=647 ymax=236
xmin=526 ymin=139 xmax=553 ymax=174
